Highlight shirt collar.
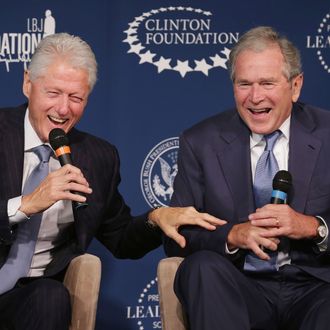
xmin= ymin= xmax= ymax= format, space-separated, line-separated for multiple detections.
xmin=250 ymin=115 xmax=291 ymax=148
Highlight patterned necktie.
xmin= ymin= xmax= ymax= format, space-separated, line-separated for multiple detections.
xmin=244 ymin=130 xmax=281 ymax=273
xmin=0 ymin=145 xmax=52 ymax=294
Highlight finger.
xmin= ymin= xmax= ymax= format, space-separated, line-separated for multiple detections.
xmin=61 ymin=191 xmax=89 ymax=203
xmin=200 ymin=213 xmax=227 ymax=226
xmin=251 ymin=245 xmax=271 ymax=260
xmin=261 ymin=228 xmax=283 ymax=238
xmin=259 ymin=238 xmax=278 ymax=251
xmin=60 ymin=164 xmax=84 ymax=175
xmin=167 ymin=230 xmax=186 ymax=248
xmin=249 ymin=206 xmax=280 ymax=220
xmin=64 ymin=172 xmax=90 ymax=186
xmin=65 ymin=181 xmax=92 ymax=193
xmin=269 ymin=237 xmax=281 ymax=245
xmin=250 ymin=217 xmax=279 ymax=227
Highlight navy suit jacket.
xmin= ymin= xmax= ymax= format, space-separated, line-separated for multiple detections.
xmin=0 ymin=104 xmax=161 ymax=277
xmin=165 ymin=102 xmax=330 ymax=282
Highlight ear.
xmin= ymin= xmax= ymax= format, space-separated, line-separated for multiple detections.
xmin=22 ymin=70 xmax=31 ymax=99
xmin=291 ymin=73 xmax=303 ymax=102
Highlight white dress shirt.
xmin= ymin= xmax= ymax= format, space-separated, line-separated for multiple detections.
xmin=7 ymin=109 xmax=74 ymax=276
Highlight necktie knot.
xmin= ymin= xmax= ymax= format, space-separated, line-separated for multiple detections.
xmin=264 ymin=130 xmax=281 ymax=151
xmin=33 ymin=145 xmax=53 ymax=163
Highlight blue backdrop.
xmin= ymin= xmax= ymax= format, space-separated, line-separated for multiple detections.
xmin=0 ymin=1 xmax=329 ymax=329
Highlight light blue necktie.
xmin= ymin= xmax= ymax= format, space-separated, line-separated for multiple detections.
xmin=0 ymin=145 xmax=52 ymax=294
xmin=244 ymin=131 xmax=281 ymax=273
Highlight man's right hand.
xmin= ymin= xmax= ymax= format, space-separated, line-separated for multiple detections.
xmin=227 ymin=222 xmax=280 ymax=260
xmin=19 ymin=164 xmax=92 ymax=216
xmin=149 ymin=206 xmax=227 ymax=248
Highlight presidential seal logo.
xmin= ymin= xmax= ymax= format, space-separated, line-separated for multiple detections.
xmin=126 ymin=277 xmax=161 ymax=329
xmin=141 ymin=137 xmax=179 ymax=207
xmin=306 ymin=12 xmax=330 ymax=74
xmin=123 ymin=6 xmax=238 ymax=77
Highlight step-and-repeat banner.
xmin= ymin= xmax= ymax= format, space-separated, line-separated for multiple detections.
xmin=0 ymin=1 xmax=329 ymax=329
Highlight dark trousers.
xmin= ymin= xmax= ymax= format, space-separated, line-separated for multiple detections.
xmin=174 ymin=250 xmax=330 ymax=330
xmin=0 ymin=278 xmax=71 ymax=330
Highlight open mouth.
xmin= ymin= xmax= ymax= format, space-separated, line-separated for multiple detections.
xmin=48 ymin=115 xmax=68 ymax=125
xmin=248 ymin=108 xmax=271 ymax=115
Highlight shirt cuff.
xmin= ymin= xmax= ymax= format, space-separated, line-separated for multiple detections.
xmin=7 ymin=196 xmax=29 ymax=225
xmin=315 ymin=215 xmax=328 ymax=252
xmin=225 ymin=243 xmax=239 ymax=255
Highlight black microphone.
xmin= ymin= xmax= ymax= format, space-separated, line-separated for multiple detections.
xmin=49 ymin=128 xmax=88 ymax=210
xmin=271 ymin=170 xmax=292 ymax=204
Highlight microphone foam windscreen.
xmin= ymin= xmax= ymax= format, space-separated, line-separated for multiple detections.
xmin=272 ymin=170 xmax=292 ymax=193
xmin=49 ymin=128 xmax=69 ymax=150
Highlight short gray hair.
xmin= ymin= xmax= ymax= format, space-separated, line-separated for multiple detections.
xmin=28 ymin=33 xmax=97 ymax=90
xmin=228 ymin=26 xmax=302 ymax=82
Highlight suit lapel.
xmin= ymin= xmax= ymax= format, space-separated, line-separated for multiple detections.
xmin=289 ymin=104 xmax=321 ymax=212
xmin=0 ymin=106 xmax=25 ymax=200
xmin=215 ymin=113 xmax=255 ymax=222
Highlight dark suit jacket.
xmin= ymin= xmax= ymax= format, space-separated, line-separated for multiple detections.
xmin=164 ymin=102 xmax=330 ymax=282
xmin=0 ymin=104 xmax=161 ymax=277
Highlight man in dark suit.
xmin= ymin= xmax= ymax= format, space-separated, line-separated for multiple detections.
xmin=0 ymin=33 xmax=224 ymax=330
xmin=164 ymin=26 xmax=330 ymax=329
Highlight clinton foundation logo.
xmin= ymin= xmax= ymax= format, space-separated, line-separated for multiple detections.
xmin=306 ymin=12 xmax=330 ymax=74
xmin=141 ymin=137 xmax=179 ymax=208
xmin=123 ymin=6 xmax=239 ymax=77
xmin=0 ymin=9 xmax=56 ymax=72
xmin=126 ymin=277 xmax=161 ymax=329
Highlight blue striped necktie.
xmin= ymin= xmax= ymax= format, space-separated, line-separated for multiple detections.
xmin=0 ymin=145 xmax=52 ymax=294
xmin=244 ymin=130 xmax=281 ymax=273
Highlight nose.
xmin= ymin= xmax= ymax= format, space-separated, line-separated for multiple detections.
xmin=57 ymin=95 xmax=70 ymax=116
xmin=249 ymin=84 xmax=264 ymax=104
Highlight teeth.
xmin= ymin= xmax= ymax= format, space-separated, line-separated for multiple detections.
xmin=249 ymin=108 xmax=271 ymax=114
xmin=48 ymin=115 xmax=67 ymax=124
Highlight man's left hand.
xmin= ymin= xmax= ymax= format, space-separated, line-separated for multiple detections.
xmin=249 ymin=204 xmax=318 ymax=240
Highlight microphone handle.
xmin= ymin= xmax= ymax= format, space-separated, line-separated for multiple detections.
xmin=58 ymin=153 xmax=88 ymax=210
xmin=270 ymin=197 xmax=285 ymax=204
xmin=270 ymin=190 xmax=287 ymax=205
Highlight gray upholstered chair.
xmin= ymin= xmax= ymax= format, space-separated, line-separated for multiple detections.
xmin=157 ymin=257 xmax=188 ymax=330
xmin=63 ymin=253 xmax=102 ymax=330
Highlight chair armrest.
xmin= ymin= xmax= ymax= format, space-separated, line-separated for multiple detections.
xmin=157 ymin=257 xmax=187 ymax=330
xmin=63 ymin=253 xmax=101 ymax=330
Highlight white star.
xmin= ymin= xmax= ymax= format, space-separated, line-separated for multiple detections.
xmin=154 ymin=56 xmax=172 ymax=73
xmin=129 ymin=21 xmax=140 ymax=28
xmin=210 ymin=54 xmax=227 ymax=69
xmin=221 ymin=47 xmax=231 ymax=59
xmin=142 ymin=12 xmax=152 ymax=17
xmin=194 ymin=59 xmax=213 ymax=76
xmin=168 ymin=7 xmax=176 ymax=11
xmin=195 ymin=9 xmax=203 ymax=13
xmin=174 ymin=60 xmax=192 ymax=78
xmin=127 ymin=43 xmax=145 ymax=54
xmin=139 ymin=50 xmax=156 ymax=64
xmin=204 ymin=11 xmax=212 ymax=16
xmin=134 ymin=16 xmax=145 ymax=22
xmin=186 ymin=7 xmax=194 ymax=11
xmin=124 ymin=27 xmax=137 ymax=35
xmin=151 ymin=9 xmax=159 ymax=14
xmin=122 ymin=35 xmax=139 ymax=44
xmin=177 ymin=6 xmax=185 ymax=11
xmin=159 ymin=7 xmax=168 ymax=12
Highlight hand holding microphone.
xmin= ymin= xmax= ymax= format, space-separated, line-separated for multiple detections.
xmin=49 ymin=128 xmax=88 ymax=210
xmin=248 ymin=169 xmax=294 ymax=254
